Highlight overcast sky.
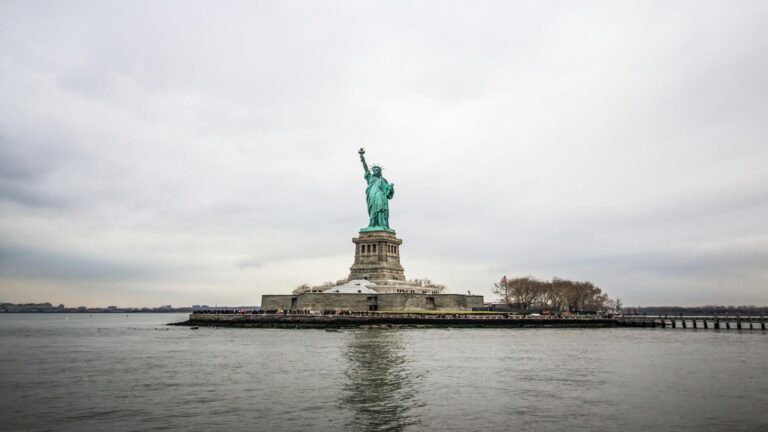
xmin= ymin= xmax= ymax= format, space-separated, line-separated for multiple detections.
xmin=1 ymin=0 xmax=766 ymax=307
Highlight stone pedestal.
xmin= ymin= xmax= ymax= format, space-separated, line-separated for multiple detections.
xmin=349 ymin=230 xmax=405 ymax=281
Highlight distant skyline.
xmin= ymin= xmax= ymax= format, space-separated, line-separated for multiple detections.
xmin=1 ymin=1 xmax=767 ymax=307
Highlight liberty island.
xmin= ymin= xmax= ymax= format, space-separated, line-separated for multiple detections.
xmin=177 ymin=150 xmax=768 ymax=329
xmin=177 ymin=148 xmax=488 ymax=326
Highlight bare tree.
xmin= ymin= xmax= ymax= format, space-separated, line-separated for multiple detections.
xmin=547 ymin=277 xmax=570 ymax=311
xmin=292 ymin=283 xmax=311 ymax=295
xmin=412 ymin=277 xmax=447 ymax=293
xmin=494 ymin=275 xmax=610 ymax=313
xmin=493 ymin=276 xmax=513 ymax=305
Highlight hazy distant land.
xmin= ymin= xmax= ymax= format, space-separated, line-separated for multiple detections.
xmin=0 ymin=302 xmax=200 ymax=313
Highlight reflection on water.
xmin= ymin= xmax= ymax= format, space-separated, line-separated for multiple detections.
xmin=3 ymin=316 xmax=767 ymax=432
xmin=341 ymin=329 xmax=423 ymax=431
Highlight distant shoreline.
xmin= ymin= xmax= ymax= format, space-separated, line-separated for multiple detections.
xmin=0 ymin=310 xmax=192 ymax=314
xmin=0 ymin=302 xmax=256 ymax=314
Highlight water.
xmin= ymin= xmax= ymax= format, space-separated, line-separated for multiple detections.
xmin=1 ymin=314 xmax=766 ymax=432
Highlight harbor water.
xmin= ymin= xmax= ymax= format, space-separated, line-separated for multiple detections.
xmin=1 ymin=313 xmax=766 ymax=431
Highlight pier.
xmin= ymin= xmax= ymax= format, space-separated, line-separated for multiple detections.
xmin=618 ymin=314 xmax=766 ymax=330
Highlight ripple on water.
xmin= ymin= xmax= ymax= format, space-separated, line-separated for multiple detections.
xmin=1 ymin=316 xmax=767 ymax=431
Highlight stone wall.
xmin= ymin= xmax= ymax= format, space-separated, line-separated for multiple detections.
xmin=180 ymin=314 xmax=620 ymax=329
xmin=261 ymin=293 xmax=484 ymax=312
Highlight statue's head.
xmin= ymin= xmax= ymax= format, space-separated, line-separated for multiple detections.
xmin=371 ymin=165 xmax=382 ymax=176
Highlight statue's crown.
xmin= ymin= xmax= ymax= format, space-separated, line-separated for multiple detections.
xmin=372 ymin=164 xmax=383 ymax=170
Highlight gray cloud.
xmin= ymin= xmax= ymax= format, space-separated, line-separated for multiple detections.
xmin=0 ymin=242 xmax=167 ymax=282
xmin=0 ymin=0 xmax=766 ymax=306
xmin=0 ymin=136 xmax=72 ymax=207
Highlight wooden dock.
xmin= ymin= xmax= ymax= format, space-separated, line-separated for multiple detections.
xmin=618 ymin=315 xmax=767 ymax=330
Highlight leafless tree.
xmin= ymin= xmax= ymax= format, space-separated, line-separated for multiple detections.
xmin=493 ymin=276 xmax=513 ymax=305
xmin=292 ymin=283 xmax=311 ymax=295
xmin=412 ymin=278 xmax=446 ymax=293
xmin=494 ymin=275 xmax=610 ymax=312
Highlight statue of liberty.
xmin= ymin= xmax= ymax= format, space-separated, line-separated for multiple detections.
xmin=358 ymin=148 xmax=395 ymax=232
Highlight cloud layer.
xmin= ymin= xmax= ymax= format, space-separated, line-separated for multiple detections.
xmin=1 ymin=1 xmax=766 ymax=306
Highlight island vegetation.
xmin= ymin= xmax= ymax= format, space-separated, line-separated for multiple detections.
xmin=492 ymin=276 xmax=618 ymax=313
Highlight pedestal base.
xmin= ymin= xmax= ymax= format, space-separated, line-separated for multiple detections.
xmin=349 ymin=230 xmax=405 ymax=281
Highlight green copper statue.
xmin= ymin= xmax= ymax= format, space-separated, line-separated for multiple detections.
xmin=358 ymin=148 xmax=395 ymax=233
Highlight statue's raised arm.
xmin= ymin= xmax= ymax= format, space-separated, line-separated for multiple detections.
xmin=358 ymin=148 xmax=369 ymax=174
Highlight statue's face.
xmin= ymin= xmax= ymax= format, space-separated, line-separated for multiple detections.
xmin=372 ymin=167 xmax=381 ymax=176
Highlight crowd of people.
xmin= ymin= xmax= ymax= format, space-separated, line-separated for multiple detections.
xmin=191 ymin=309 xmax=376 ymax=316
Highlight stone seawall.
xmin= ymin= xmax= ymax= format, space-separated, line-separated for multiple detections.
xmin=174 ymin=314 xmax=620 ymax=329
xmin=261 ymin=293 xmax=484 ymax=312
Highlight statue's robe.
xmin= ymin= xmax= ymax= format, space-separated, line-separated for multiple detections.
xmin=364 ymin=172 xmax=394 ymax=228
